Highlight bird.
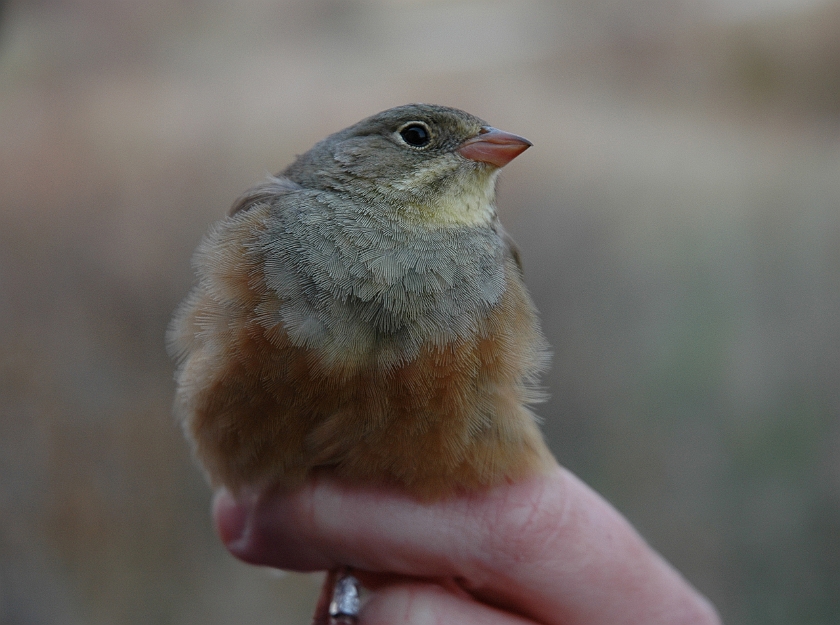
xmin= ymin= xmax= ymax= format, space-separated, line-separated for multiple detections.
xmin=167 ymin=103 xmax=555 ymax=503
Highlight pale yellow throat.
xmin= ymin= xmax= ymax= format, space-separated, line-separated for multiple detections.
xmin=393 ymin=158 xmax=500 ymax=228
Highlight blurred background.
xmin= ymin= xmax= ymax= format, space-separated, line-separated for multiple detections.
xmin=1 ymin=0 xmax=839 ymax=623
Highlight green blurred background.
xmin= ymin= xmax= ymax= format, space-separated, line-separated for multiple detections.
xmin=1 ymin=0 xmax=838 ymax=623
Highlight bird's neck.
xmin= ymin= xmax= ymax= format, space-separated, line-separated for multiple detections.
xmin=384 ymin=165 xmax=501 ymax=229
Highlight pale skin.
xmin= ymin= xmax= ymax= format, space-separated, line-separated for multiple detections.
xmin=214 ymin=465 xmax=722 ymax=625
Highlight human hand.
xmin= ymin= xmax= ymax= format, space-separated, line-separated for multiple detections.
xmin=213 ymin=465 xmax=721 ymax=625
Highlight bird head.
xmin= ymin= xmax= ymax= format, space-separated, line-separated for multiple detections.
xmin=282 ymin=104 xmax=531 ymax=227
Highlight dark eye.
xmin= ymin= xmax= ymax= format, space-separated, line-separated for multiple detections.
xmin=398 ymin=122 xmax=431 ymax=147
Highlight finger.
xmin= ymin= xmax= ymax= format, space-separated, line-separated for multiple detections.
xmin=214 ymin=467 xmax=720 ymax=625
xmin=360 ymin=582 xmax=538 ymax=625
xmin=214 ymin=484 xmax=330 ymax=570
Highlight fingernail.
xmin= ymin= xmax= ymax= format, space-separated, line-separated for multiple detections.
xmin=213 ymin=489 xmax=250 ymax=549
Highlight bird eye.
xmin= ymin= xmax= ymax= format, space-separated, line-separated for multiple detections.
xmin=398 ymin=122 xmax=431 ymax=148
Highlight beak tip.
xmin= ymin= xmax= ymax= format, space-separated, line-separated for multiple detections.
xmin=457 ymin=127 xmax=533 ymax=168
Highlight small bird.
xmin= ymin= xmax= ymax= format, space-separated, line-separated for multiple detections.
xmin=168 ymin=104 xmax=554 ymax=502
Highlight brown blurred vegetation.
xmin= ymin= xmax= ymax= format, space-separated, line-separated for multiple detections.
xmin=1 ymin=1 xmax=839 ymax=623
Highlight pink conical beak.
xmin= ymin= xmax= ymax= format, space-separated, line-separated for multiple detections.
xmin=456 ymin=126 xmax=532 ymax=168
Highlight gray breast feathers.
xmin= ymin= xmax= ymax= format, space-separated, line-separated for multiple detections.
xmin=253 ymin=189 xmax=508 ymax=367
